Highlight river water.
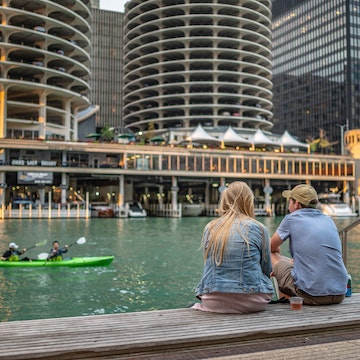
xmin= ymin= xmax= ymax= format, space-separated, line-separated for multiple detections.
xmin=0 ymin=216 xmax=358 ymax=322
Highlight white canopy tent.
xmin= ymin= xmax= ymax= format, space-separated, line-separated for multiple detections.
xmin=186 ymin=124 xmax=221 ymax=145
xmin=250 ymin=129 xmax=279 ymax=149
xmin=220 ymin=126 xmax=252 ymax=147
xmin=277 ymin=130 xmax=310 ymax=153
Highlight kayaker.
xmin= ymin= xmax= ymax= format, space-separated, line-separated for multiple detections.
xmin=1 ymin=242 xmax=27 ymax=261
xmin=47 ymin=241 xmax=69 ymax=261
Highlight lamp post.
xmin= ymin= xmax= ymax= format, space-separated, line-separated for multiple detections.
xmin=336 ymin=123 xmax=348 ymax=156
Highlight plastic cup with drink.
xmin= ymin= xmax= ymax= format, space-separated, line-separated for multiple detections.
xmin=290 ymin=296 xmax=303 ymax=310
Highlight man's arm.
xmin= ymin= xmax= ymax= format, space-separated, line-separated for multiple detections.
xmin=270 ymin=232 xmax=283 ymax=253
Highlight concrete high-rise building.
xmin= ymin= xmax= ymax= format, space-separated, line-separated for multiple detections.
xmin=122 ymin=0 xmax=273 ymax=140
xmin=0 ymin=0 xmax=92 ymax=141
xmin=90 ymin=4 xmax=124 ymax=130
xmin=272 ymin=0 xmax=360 ymax=152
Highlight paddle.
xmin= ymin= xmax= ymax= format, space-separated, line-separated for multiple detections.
xmin=37 ymin=237 xmax=86 ymax=260
xmin=68 ymin=237 xmax=86 ymax=247
xmin=26 ymin=239 xmax=47 ymax=251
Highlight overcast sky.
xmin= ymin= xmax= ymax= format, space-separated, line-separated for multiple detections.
xmin=100 ymin=0 xmax=126 ymax=12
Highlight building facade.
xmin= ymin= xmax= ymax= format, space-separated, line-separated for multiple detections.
xmin=0 ymin=0 xmax=357 ymax=217
xmin=272 ymin=0 xmax=360 ymax=153
xmin=122 ymin=0 xmax=273 ymax=143
xmin=90 ymin=4 xmax=124 ymax=130
xmin=0 ymin=0 xmax=92 ymax=141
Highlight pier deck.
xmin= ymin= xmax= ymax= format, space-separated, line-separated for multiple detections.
xmin=1 ymin=294 xmax=360 ymax=359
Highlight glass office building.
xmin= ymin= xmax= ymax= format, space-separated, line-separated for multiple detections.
xmin=272 ymin=0 xmax=360 ymax=153
xmin=90 ymin=5 xmax=124 ymax=129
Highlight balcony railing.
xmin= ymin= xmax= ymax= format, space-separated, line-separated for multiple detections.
xmin=0 ymin=140 xmax=355 ymax=181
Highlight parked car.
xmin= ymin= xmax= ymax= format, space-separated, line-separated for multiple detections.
xmin=54 ymin=66 xmax=66 ymax=72
xmin=32 ymin=61 xmax=44 ymax=67
xmin=34 ymin=26 xmax=46 ymax=33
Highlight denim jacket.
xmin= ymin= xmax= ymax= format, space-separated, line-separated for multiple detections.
xmin=195 ymin=219 xmax=273 ymax=296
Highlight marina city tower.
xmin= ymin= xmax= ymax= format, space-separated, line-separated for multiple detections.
xmin=122 ymin=0 xmax=273 ymax=142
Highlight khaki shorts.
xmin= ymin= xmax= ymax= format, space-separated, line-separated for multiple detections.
xmin=273 ymin=259 xmax=345 ymax=306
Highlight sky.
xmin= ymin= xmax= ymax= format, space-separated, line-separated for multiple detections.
xmin=100 ymin=0 xmax=126 ymax=12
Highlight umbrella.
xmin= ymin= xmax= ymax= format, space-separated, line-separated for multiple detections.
xmin=118 ymin=133 xmax=135 ymax=139
xmin=85 ymin=133 xmax=102 ymax=139
xmin=149 ymin=136 xmax=165 ymax=143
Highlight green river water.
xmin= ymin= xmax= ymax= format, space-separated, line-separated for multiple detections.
xmin=0 ymin=216 xmax=358 ymax=321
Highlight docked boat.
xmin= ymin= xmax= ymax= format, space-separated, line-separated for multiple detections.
xmin=0 ymin=256 xmax=114 ymax=267
xmin=317 ymin=193 xmax=357 ymax=217
xmin=181 ymin=202 xmax=204 ymax=217
xmin=126 ymin=201 xmax=147 ymax=218
xmin=255 ymin=208 xmax=270 ymax=216
xmin=90 ymin=203 xmax=115 ymax=218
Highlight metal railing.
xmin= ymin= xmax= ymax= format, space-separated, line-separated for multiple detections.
xmin=339 ymin=218 xmax=360 ymax=266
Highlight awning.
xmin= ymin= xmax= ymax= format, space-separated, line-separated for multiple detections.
xmin=149 ymin=136 xmax=165 ymax=143
xmin=85 ymin=133 xmax=102 ymax=139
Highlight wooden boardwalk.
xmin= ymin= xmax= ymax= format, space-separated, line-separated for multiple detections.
xmin=1 ymin=294 xmax=360 ymax=359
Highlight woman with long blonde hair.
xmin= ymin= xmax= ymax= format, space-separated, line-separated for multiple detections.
xmin=192 ymin=181 xmax=273 ymax=313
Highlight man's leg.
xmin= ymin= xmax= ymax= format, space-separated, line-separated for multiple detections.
xmin=271 ymin=254 xmax=296 ymax=299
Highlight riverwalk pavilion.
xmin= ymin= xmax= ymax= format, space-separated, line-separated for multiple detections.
xmin=0 ymin=0 xmax=357 ymax=218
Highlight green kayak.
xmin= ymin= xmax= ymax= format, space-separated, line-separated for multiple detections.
xmin=0 ymin=256 xmax=114 ymax=267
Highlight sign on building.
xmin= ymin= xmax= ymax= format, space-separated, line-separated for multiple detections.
xmin=17 ymin=172 xmax=53 ymax=184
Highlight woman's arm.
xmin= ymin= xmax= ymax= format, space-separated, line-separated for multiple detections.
xmin=260 ymin=227 xmax=272 ymax=276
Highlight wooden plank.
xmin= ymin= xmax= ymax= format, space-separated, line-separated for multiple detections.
xmin=0 ymin=294 xmax=359 ymax=359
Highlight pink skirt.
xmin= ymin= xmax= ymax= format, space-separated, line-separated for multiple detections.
xmin=192 ymin=292 xmax=272 ymax=314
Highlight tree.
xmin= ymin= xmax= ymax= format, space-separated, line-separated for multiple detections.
xmin=306 ymin=128 xmax=338 ymax=154
xmin=100 ymin=125 xmax=114 ymax=142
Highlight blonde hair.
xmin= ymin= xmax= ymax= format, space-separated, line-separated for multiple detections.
xmin=203 ymin=181 xmax=256 ymax=265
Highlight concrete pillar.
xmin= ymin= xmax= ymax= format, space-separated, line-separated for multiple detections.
xmin=122 ymin=152 xmax=128 ymax=169
xmin=220 ymin=177 xmax=226 ymax=188
xmin=204 ymin=181 xmax=210 ymax=207
xmin=0 ymin=172 xmax=6 ymax=218
xmin=38 ymin=93 xmax=46 ymax=140
xmin=143 ymin=186 xmax=149 ymax=207
xmin=158 ymin=154 xmax=162 ymax=170
xmin=0 ymin=84 xmax=6 ymax=138
xmin=263 ymin=179 xmax=273 ymax=213
xmin=158 ymin=184 xmax=164 ymax=208
xmin=62 ymin=151 xmax=67 ymax=167
xmin=124 ymin=180 xmax=133 ymax=203
xmin=171 ymin=176 xmax=178 ymax=211
xmin=48 ymin=191 xmax=52 ymax=219
xmin=118 ymin=175 xmax=124 ymax=207
xmin=39 ymin=187 xmax=46 ymax=204
xmin=64 ymin=101 xmax=72 ymax=141
xmin=86 ymin=192 xmax=89 ymax=218
xmin=61 ymin=173 xmax=68 ymax=205
xmin=343 ymin=180 xmax=350 ymax=205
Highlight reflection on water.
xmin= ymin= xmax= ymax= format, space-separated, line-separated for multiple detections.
xmin=0 ymin=216 xmax=358 ymax=321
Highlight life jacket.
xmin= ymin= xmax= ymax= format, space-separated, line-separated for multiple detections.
xmin=51 ymin=255 xmax=62 ymax=262
xmin=9 ymin=254 xmax=19 ymax=261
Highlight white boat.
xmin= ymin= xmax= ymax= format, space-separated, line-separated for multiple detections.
xmin=181 ymin=202 xmax=204 ymax=217
xmin=126 ymin=201 xmax=147 ymax=218
xmin=90 ymin=203 xmax=115 ymax=218
xmin=317 ymin=193 xmax=357 ymax=217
